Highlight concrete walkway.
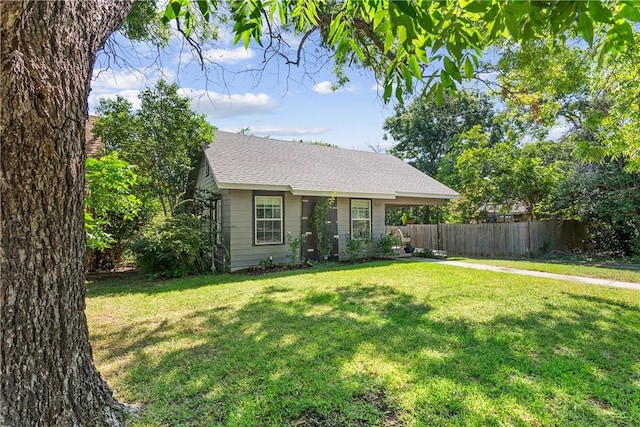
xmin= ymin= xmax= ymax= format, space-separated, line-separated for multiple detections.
xmin=405 ymin=257 xmax=640 ymax=291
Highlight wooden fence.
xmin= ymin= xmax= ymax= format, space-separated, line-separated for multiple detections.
xmin=387 ymin=220 xmax=587 ymax=258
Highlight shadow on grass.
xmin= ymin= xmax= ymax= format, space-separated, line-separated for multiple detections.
xmin=96 ymin=276 xmax=640 ymax=426
xmin=85 ymin=260 xmax=399 ymax=298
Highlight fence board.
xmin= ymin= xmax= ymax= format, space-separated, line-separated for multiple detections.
xmin=387 ymin=220 xmax=586 ymax=258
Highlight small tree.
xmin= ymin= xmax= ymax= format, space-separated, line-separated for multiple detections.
xmin=85 ymin=152 xmax=142 ymax=270
xmin=311 ymin=195 xmax=336 ymax=261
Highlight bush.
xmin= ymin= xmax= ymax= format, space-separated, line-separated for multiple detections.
xmin=413 ymin=248 xmax=435 ymax=258
xmin=376 ymin=232 xmax=401 ymax=258
xmin=344 ymin=234 xmax=369 ymax=262
xmin=130 ymin=214 xmax=211 ymax=278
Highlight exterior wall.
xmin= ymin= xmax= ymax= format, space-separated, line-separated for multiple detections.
xmin=335 ymin=197 xmax=387 ymax=259
xmin=228 ymin=189 xmax=302 ymax=271
xmin=195 ymin=157 xmax=231 ymax=270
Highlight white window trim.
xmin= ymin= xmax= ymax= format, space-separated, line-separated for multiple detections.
xmin=351 ymin=199 xmax=372 ymax=238
xmin=254 ymin=195 xmax=284 ymax=245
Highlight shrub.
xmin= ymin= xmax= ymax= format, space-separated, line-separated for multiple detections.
xmin=287 ymin=232 xmax=307 ymax=265
xmin=130 ymin=213 xmax=211 ymax=278
xmin=344 ymin=234 xmax=369 ymax=262
xmin=413 ymin=248 xmax=435 ymax=258
xmin=376 ymin=232 xmax=401 ymax=258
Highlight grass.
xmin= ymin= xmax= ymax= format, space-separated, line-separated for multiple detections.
xmin=451 ymin=257 xmax=640 ymax=283
xmin=86 ymin=262 xmax=640 ymax=426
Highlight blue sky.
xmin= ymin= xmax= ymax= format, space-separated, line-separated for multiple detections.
xmin=90 ymin=28 xmax=399 ymax=151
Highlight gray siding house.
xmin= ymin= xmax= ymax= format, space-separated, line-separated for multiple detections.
xmin=196 ymin=131 xmax=458 ymax=271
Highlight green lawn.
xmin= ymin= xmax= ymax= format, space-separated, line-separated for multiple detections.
xmin=86 ymin=262 xmax=640 ymax=426
xmin=451 ymin=258 xmax=640 ymax=283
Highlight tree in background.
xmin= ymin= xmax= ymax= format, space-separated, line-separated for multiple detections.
xmin=94 ymin=80 xmax=215 ymax=217
xmin=3 ymin=1 xmax=639 ymax=424
xmin=384 ymin=90 xmax=503 ymax=178
xmin=493 ymin=36 xmax=640 ymax=254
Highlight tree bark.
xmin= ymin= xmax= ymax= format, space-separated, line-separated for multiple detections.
xmin=1 ymin=1 xmax=133 ymax=425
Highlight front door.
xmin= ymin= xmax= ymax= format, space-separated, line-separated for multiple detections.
xmin=301 ymin=197 xmax=338 ymax=261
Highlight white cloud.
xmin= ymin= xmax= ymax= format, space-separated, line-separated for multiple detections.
xmin=88 ymin=67 xmax=177 ymax=111
xmin=203 ymin=47 xmax=255 ymax=64
xmin=548 ymin=123 xmax=571 ymax=141
xmin=312 ymin=81 xmax=335 ymax=94
xmin=181 ymin=88 xmax=278 ymax=118
xmin=312 ymin=80 xmax=358 ymax=94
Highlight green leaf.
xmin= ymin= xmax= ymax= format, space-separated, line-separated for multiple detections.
xmin=393 ymin=0 xmax=418 ymax=19
xmin=401 ymin=64 xmax=413 ymax=93
xmin=618 ymin=3 xmax=640 ymax=22
xmin=464 ymin=56 xmax=474 ymax=78
xmin=464 ymin=1 xmax=490 ymax=14
xmin=588 ymin=0 xmax=613 ymax=23
xmin=440 ymin=70 xmax=454 ymax=88
xmin=383 ymin=81 xmax=393 ymax=103
xmin=577 ymin=12 xmax=594 ymax=45
xmin=197 ymin=0 xmax=210 ymax=19
xmin=505 ymin=13 xmax=520 ymax=39
xmin=408 ymin=55 xmax=422 ymax=79
xmin=444 ymin=56 xmax=461 ymax=82
xmin=435 ymin=83 xmax=444 ymax=106
xmin=614 ymin=21 xmax=636 ymax=45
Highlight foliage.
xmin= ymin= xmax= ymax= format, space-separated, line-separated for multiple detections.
xmin=495 ymin=37 xmax=640 ymax=171
xmin=258 ymin=256 xmax=274 ymax=269
xmin=386 ymin=90 xmax=503 ymax=177
xmin=451 ymin=139 xmax=568 ymax=221
xmin=311 ymin=195 xmax=336 ymax=261
xmin=94 ymin=80 xmax=215 ymax=216
xmin=86 ymin=262 xmax=640 ymax=426
xmin=376 ymin=232 xmax=401 ymax=258
xmin=85 ymin=153 xmax=142 ymax=270
xmin=215 ymin=1 xmax=640 ymax=104
xmin=344 ymin=234 xmax=369 ymax=262
xmin=286 ymin=232 xmax=307 ymax=265
xmin=555 ymin=160 xmax=640 ymax=256
xmin=130 ymin=214 xmax=211 ymax=278
xmin=412 ymin=248 xmax=435 ymax=258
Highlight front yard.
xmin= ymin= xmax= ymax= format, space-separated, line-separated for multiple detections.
xmin=87 ymin=261 xmax=640 ymax=426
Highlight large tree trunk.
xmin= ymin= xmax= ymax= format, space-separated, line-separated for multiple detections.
xmin=1 ymin=1 xmax=133 ymax=425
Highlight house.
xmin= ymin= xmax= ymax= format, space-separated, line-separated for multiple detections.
xmin=476 ymin=203 xmax=531 ymax=223
xmin=196 ymin=131 xmax=459 ymax=271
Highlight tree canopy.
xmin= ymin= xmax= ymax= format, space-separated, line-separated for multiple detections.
xmin=94 ymin=80 xmax=215 ymax=216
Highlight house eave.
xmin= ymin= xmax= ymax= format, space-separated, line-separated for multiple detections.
xmin=214 ymin=182 xmax=459 ymax=201
xmin=396 ymin=191 xmax=460 ymax=200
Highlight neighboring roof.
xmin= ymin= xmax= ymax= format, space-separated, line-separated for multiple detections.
xmin=85 ymin=115 xmax=103 ymax=157
xmin=203 ymin=131 xmax=459 ymax=200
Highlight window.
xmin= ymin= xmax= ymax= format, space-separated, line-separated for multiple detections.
xmin=255 ymin=195 xmax=283 ymax=245
xmin=351 ymin=199 xmax=371 ymax=238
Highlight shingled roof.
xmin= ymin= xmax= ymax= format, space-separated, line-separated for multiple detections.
xmin=203 ymin=131 xmax=458 ymax=200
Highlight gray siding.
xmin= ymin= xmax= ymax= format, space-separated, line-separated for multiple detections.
xmin=336 ymin=197 xmax=387 ymax=259
xmin=228 ymin=189 xmax=302 ymax=271
xmin=195 ymin=156 xmax=231 ymax=269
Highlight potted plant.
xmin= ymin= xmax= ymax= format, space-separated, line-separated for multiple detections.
xmin=401 ymin=211 xmax=415 ymax=225
xmin=404 ymin=242 xmax=415 ymax=253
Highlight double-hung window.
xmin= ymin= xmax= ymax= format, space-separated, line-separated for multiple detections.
xmin=351 ymin=199 xmax=371 ymax=238
xmin=255 ymin=195 xmax=283 ymax=245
